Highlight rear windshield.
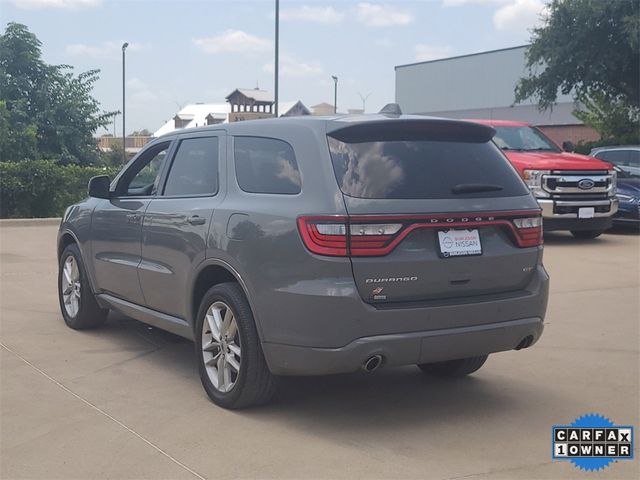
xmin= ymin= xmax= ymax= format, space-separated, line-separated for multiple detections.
xmin=493 ymin=126 xmax=561 ymax=153
xmin=327 ymin=136 xmax=529 ymax=199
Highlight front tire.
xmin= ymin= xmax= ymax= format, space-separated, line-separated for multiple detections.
xmin=570 ymin=229 xmax=604 ymax=239
xmin=58 ymin=243 xmax=108 ymax=329
xmin=195 ymin=283 xmax=277 ymax=409
xmin=418 ymin=355 xmax=488 ymax=378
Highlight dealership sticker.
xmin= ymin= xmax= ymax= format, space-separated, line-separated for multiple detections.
xmin=552 ymin=414 xmax=634 ymax=471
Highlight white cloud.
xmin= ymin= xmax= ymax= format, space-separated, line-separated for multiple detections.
xmin=65 ymin=41 xmax=146 ymax=59
xmin=414 ymin=44 xmax=454 ymax=62
xmin=12 ymin=0 xmax=101 ymax=9
xmin=126 ymin=77 xmax=159 ymax=104
xmin=263 ymin=54 xmax=323 ymax=78
xmin=130 ymin=90 xmax=159 ymax=104
xmin=280 ymin=5 xmax=345 ymax=24
xmin=493 ymin=0 xmax=548 ymax=31
xmin=126 ymin=77 xmax=147 ymax=90
xmin=442 ymin=0 xmax=507 ymax=6
xmin=356 ymin=3 xmax=413 ymax=27
xmin=193 ymin=30 xmax=271 ymax=54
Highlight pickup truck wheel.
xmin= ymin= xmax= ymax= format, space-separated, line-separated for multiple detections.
xmin=570 ymin=229 xmax=604 ymax=239
xmin=58 ymin=244 xmax=108 ymax=329
xmin=195 ymin=283 xmax=277 ymax=409
xmin=418 ymin=355 xmax=488 ymax=378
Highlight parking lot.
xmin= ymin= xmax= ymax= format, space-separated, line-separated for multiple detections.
xmin=0 ymin=221 xmax=638 ymax=479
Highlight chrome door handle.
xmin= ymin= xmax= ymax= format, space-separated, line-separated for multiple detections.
xmin=187 ymin=215 xmax=206 ymax=226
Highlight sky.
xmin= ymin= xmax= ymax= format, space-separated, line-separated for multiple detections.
xmin=2 ymin=0 xmax=549 ymax=135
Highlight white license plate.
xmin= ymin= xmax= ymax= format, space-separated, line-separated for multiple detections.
xmin=438 ymin=229 xmax=482 ymax=258
xmin=578 ymin=207 xmax=595 ymax=219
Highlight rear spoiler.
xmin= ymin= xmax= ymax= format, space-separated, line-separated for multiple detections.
xmin=327 ymin=118 xmax=496 ymax=144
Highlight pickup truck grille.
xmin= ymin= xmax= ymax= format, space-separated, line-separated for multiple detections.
xmin=543 ymin=170 xmax=613 ymax=197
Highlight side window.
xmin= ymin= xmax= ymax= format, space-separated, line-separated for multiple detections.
xmin=234 ymin=137 xmax=301 ymax=194
xmin=117 ymin=143 xmax=170 ymax=196
xmin=596 ymin=150 xmax=626 ymax=165
xmin=163 ymin=137 xmax=219 ymax=196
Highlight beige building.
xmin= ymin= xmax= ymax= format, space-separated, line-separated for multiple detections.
xmin=395 ymin=45 xmax=599 ymax=145
xmin=153 ymin=89 xmax=310 ymax=137
xmin=311 ymin=102 xmax=335 ymax=116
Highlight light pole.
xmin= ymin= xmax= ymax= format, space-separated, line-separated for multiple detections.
xmin=274 ymin=0 xmax=279 ymax=117
xmin=121 ymin=42 xmax=128 ymax=164
xmin=358 ymin=92 xmax=372 ymax=112
xmin=331 ymin=75 xmax=338 ymax=114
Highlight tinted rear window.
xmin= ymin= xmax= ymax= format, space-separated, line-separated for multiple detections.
xmin=234 ymin=137 xmax=301 ymax=194
xmin=327 ymin=137 xmax=528 ymax=199
xmin=164 ymin=137 xmax=218 ymax=196
xmin=596 ymin=150 xmax=639 ymax=168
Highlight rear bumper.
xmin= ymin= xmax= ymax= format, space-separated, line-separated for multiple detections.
xmin=263 ymin=317 xmax=544 ymax=375
xmin=614 ymin=203 xmax=640 ymax=224
xmin=538 ymin=198 xmax=617 ymax=231
xmin=613 ymin=217 xmax=640 ymax=225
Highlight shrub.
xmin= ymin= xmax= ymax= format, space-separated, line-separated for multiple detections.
xmin=0 ymin=160 xmax=120 ymax=218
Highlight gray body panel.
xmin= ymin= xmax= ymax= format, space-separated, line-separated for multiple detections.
xmin=91 ymin=198 xmax=149 ymax=304
xmin=58 ymin=114 xmax=548 ymax=375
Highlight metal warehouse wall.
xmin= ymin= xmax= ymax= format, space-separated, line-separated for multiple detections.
xmin=395 ymin=46 xmax=577 ymax=125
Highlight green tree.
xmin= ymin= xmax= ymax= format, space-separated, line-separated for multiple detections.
xmin=515 ymin=0 xmax=639 ymax=140
xmin=0 ymin=22 xmax=115 ymax=164
xmin=98 ymin=138 xmax=126 ymax=167
xmin=0 ymin=99 xmax=37 ymax=160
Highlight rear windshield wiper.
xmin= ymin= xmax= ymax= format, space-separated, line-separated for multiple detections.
xmin=452 ymin=183 xmax=504 ymax=194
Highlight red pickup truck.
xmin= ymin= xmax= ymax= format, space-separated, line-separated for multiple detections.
xmin=472 ymin=120 xmax=618 ymax=239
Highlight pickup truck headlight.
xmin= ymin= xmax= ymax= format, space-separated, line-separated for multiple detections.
xmin=522 ymin=170 xmax=551 ymax=198
xmin=610 ymin=170 xmax=617 ymax=196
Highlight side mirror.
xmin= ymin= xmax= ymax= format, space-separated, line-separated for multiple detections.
xmin=88 ymin=175 xmax=111 ymax=199
xmin=562 ymin=141 xmax=575 ymax=152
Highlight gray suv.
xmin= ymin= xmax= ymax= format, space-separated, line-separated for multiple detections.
xmin=57 ymin=113 xmax=549 ymax=409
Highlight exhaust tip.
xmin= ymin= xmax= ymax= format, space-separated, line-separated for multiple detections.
xmin=515 ymin=335 xmax=534 ymax=350
xmin=362 ymin=354 xmax=383 ymax=372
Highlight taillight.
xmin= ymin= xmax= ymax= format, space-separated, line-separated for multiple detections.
xmin=297 ymin=216 xmax=403 ymax=256
xmin=298 ymin=211 xmax=543 ymax=257
xmin=512 ymin=216 xmax=543 ymax=247
xmin=350 ymin=223 xmax=402 ymax=255
xmin=297 ymin=216 xmax=348 ymax=256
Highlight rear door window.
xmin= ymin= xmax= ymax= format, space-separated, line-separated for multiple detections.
xmin=163 ymin=136 xmax=219 ymax=196
xmin=595 ymin=150 xmax=627 ymax=166
xmin=234 ymin=137 xmax=301 ymax=194
xmin=327 ymin=135 xmax=528 ymax=199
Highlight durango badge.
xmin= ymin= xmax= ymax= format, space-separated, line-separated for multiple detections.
xmin=365 ymin=276 xmax=418 ymax=284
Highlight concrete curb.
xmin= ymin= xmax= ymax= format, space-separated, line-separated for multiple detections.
xmin=0 ymin=218 xmax=61 ymax=227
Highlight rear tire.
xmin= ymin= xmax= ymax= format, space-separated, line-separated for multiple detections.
xmin=58 ymin=243 xmax=108 ymax=330
xmin=195 ymin=282 xmax=277 ymax=409
xmin=570 ymin=229 xmax=604 ymax=239
xmin=418 ymin=355 xmax=488 ymax=378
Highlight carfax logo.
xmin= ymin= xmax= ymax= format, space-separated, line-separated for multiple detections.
xmin=552 ymin=414 xmax=634 ymax=471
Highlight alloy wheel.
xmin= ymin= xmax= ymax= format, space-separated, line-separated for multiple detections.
xmin=202 ymin=301 xmax=242 ymax=393
xmin=61 ymin=256 xmax=81 ymax=318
